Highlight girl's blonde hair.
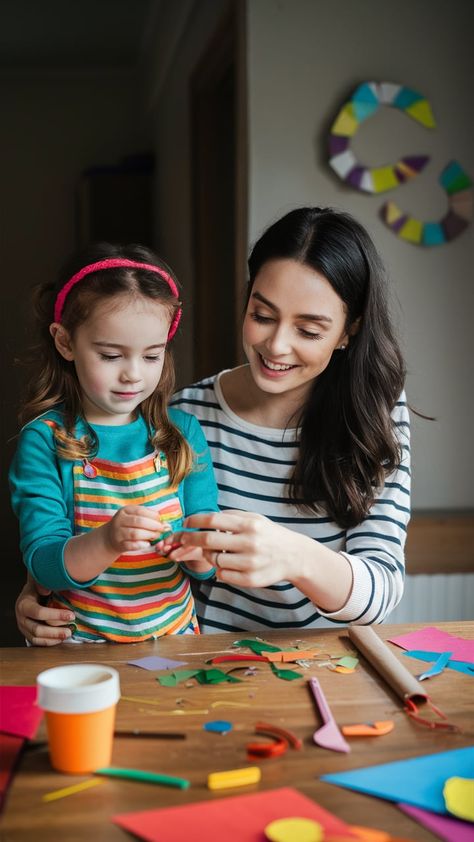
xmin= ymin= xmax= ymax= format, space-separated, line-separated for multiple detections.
xmin=19 ymin=242 xmax=193 ymax=486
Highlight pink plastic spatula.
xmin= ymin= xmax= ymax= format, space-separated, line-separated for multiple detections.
xmin=308 ymin=677 xmax=350 ymax=753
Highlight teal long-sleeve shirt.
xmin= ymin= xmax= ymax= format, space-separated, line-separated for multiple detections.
xmin=9 ymin=407 xmax=219 ymax=591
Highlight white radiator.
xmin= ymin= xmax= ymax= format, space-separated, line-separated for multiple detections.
xmin=388 ymin=573 xmax=474 ymax=624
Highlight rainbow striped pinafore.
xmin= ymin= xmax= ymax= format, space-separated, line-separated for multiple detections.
xmin=50 ymin=450 xmax=199 ymax=642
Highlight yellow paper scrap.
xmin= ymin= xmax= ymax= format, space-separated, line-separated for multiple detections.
xmin=331 ymin=104 xmax=359 ymax=137
xmin=43 ymin=778 xmax=104 ymax=802
xmin=406 ymin=98 xmax=436 ymax=128
xmin=443 ymin=776 xmax=474 ymax=822
xmin=265 ymin=816 xmax=323 ymax=842
xmin=334 ymin=666 xmax=356 ymax=674
xmin=399 ymin=217 xmax=423 ymax=243
xmin=371 ymin=166 xmax=399 ymax=193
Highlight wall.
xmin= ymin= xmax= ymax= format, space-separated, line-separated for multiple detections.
xmin=246 ymin=0 xmax=474 ymax=510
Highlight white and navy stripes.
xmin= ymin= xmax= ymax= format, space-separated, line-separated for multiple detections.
xmin=171 ymin=370 xmax=410 ymax=632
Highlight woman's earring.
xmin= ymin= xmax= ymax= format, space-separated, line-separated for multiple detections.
xmin=339 ymin=344 xmax=346 ymax=350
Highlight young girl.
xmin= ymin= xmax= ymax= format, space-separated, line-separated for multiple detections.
xmin=9 ymin=243 xmax=218 ymax=642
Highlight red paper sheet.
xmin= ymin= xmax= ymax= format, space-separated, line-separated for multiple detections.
xmin=0 ymin=734 xmax=25 ymax=811
xmin=113 ymin=786 xmax=357 ymax=842
xmin=0 ymin=686 xmax=43 ymax=739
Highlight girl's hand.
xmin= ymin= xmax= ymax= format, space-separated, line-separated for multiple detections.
xmin=153 ymin=538 xmax=213 ymax=576
xmin=15 ymin=578 xmax=75 ymax=646
xmin=168 ymin=510 xmax=298 ymax=587
xmin=102 ymin=505 xmax=165 ymax=554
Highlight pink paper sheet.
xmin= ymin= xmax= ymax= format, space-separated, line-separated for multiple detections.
xmin=113 ymin=786 xmax=358 ymax=842
xmin=0 ymin=686 xmax=43 ymax=739
xmin=388 ymin=626 xmax=474 ymax=664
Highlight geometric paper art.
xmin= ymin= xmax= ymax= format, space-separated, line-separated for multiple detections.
xmin=380 ymin=161 xmax=473 ymax=245
xmin=329 ymin=81 xmax=435 ymax=193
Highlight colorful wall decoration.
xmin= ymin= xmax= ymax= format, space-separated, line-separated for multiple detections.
xmin=328 ymin=81 xmax=472 ymax=246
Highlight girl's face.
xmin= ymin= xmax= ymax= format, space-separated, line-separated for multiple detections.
xmin=51 ymin=295 xmax=171 ymax=425
xmin=242 ymin=258 xmax=351 ymax=405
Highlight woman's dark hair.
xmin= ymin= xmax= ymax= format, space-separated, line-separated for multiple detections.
xmin=19 ymin=242 xmax=193 ymax=485
xmin=247 ymin=207 xmax=406 ymax=528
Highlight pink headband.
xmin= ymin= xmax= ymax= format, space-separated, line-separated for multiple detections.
xmin=53 ymin=258 xmax=182 ymax=340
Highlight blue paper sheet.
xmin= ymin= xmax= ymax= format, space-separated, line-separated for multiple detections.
xmin=404 ymin=650 xmax=474 ymax=676
xmin=321 ymin=747 xmax=474 ymax=814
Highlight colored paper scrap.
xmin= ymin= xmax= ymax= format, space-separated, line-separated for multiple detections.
xmin=203 ymin=720 xmax=233 ymax=734
xmin=265 ymin=816 xmax=323 ymax=842
xmin=157 ymin=669 xmax=201 ymax=686
xmin=128 ymin=656 xmax=187 ymax=671
xmin=389 ymin=627 xmax=474 ymax=663
xmin=321 ymin=747 xmax=474 ymax=814
xmin=403 ymin=650 xmax=474 ymax=676
xmin=270 ymin=663 xmax=302 ymax=681
xmin=342 ymin=720 xmax=394 ymax=737
xmin=336 ymin=656 xmax=359 ymax=670
xmin=443 ymin=777 xmax=474 ymax=822
xmin=0 ymin=734 xmax=25 ymax=811
xmin=113 ymin=786 xmax=358 ymax=842
xmin=400 ymin=803 xmax=474 ymax=842
xmin=417 ymin=650 xmax=452 ymax=680
xmin=157 ymin=668 xmax=241 ymax=687
xmin=0 ymin=686 xmax=43 ymax=739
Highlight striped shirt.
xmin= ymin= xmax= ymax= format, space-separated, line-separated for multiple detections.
xmin=172 ymin=370 xmax=411 ymax=632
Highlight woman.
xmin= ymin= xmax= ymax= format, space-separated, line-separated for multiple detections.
xmin=15 ymin=207 xmax=410 ymax=643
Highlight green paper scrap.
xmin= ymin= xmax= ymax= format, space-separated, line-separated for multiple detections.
xmin=336 ymin=656 xmax=359 ymax=670
xmin=157 ymin=668 xmax=241 ymax=687
xmin=196 ymin=669 xmax=241 ymax=685
xmin=234 ymin=639 xmax=282 ymax=654
xmin=157 ymin=669 xmax=202 ymax=687
xmin=270 ymin=663 xmax=302 ymax=681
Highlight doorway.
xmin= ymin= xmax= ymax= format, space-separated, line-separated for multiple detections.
xmin=190 ymin=4 xmax=247 ymax=381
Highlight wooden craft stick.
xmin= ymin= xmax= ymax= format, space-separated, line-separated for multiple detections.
xmin=348 ymin=626 xmax=427 ymax=702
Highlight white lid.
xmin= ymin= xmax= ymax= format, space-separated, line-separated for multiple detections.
xmin=37 ymin=664 xmax=120 ymax=714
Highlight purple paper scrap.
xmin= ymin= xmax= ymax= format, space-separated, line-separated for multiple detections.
xmin=127 ymin=656 xmax=188 ymax=671
xmin=400 ymin=803 xmax=474 ymax=842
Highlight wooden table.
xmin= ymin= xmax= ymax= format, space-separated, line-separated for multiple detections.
xmin=1 ymin=622 xmax=473 ymax=841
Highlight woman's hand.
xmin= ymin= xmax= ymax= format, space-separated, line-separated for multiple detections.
xmin=15 ymin=577 xmax=75 ymax=646
xmin=168 ymin=510 xmax=353 ymax=612
xmin=168 ymin=510 xmax=297 ymax=587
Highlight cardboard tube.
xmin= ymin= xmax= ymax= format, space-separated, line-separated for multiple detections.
xmin=348 ymin=626 xmax=427 ymax=703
